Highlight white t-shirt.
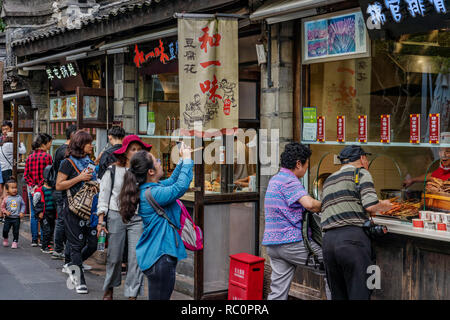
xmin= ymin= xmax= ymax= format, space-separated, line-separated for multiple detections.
xmin=0 ymin=142 xmax=26 ymax=171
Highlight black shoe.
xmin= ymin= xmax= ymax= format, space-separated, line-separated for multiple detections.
xmin=31 ymin=240 xmax=38 ymax=247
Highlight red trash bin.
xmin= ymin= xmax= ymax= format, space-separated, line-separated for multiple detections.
xmin=228 ymin=252 xmax=265 ymax=300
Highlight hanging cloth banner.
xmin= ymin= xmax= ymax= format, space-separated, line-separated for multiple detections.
xmin=178 ymin=17 xmax=239 ymax=134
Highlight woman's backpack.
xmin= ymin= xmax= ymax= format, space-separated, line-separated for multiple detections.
xmin=66 ymin=159 xmax=99 ymax=220
xmin=144 ymin=188 xmax=203 ymax=251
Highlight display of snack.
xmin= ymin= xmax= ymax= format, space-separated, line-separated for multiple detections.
xmin=426 ymin=177 xmax=450 ymax=195
xmin=378 ymin=198 xmax=421 ymax=219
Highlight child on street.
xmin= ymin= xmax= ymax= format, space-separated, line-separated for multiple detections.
xmin=33 ymin=165 xmax=57 ymax=254
xmin=2 ymin=179 xmax=26 ymax=249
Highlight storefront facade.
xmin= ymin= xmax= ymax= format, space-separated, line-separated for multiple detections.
xmin=255 ymin=0 xmax=449 ymax=299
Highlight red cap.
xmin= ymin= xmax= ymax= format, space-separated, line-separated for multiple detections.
xmin=113 ymin=135 xmax=152 ymax=155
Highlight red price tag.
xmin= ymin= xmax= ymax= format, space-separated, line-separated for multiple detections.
xmin=358 ymin=115 xmax=367 ymax=143
xmin=337 ymin=116 xmax=345 ymax=142
xmin=317 ymin=116 xmax=325 ymax=142
xmin=410 ymin=114 xmax=420 ymax=144
xmin=380 ymin=114 xmax=390 ymax=143
xmin=429 ymin=113 xmax=440 ymax=144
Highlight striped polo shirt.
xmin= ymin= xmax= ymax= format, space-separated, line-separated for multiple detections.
xmin=262 ymin=168 xmax=308 ymax=245
xmin=320 ymin=165 xmax=379 ymax=231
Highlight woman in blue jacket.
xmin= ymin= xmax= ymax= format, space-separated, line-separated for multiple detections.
xmin=119 ymin=144 xmax=193 ymax=300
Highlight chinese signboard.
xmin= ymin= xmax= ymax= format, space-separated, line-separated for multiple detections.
xmin=46 ymin=63 xmax=78 ymax=80
xmin=302 ymin=9 xmax=370 ymax=64
xmin=178 ymin=17 xmax=239 ymax=131
xmin=380 ymin=114 xmax=390 ymax=143
xmin=50 ymin=96 xmax=77 ymax=121
xmin=359 ymin=0 xmax=450 ymax=39
xmin=410 ymin=114 xmax=420 ymax=144
xmin=337 ymin=116 xmax=346 ymax=142
xmin=429 ymin=113 xmax=440 ymax=143
xmin=133 ymin=39 xmax=178 ymax=68
xmin=358 ymin=115 xmax=368 ymax=143
xmin=317 ymin=116 xmax=326 ymax=142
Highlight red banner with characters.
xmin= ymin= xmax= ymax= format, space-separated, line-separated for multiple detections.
xmin=317 ymin=116 xmax=325 ymax=142
xmin=429 ymin=113 xmax=440 ymax=144
xmin=409 ymin=114 xmax=420 ymax=144
xmin=358 ymin=115 xmax=367 ymax=143
xmin=337 ymin=116 xmax=345 ymax=142
xmin=380 ymin=114 xmax=390 ymax=143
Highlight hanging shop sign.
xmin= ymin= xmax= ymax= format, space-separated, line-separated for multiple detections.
xmin=302 ymin=107 xmax=317 ymax=141
xmin=178 ymin=17 xmax=239 ymax=131
xmin=410 ymin=114 xmax=421 ymax=144
xmin=133 ymin=38 xmax=178 ymax=68
xmin=380 ymin=114 xmax=391 ymax=143
xmin=429 ymin=113 xmax=440 ymax=144
xmin=317 ymin=116 xmax=326 ymax=142
xmin=358 ymin=115 xmax=368 ymax=143
xmin=359 ymin=0 xmax=450 ymax=39
xmin=301 ymin=9 xmax=370 ymax=64
xmin=49 ymin=96 xmax=77 ymax=121
xmin=46 ymin=63 xmax=78 ymax=80
xmin=337 ymin=115 xmax=346 ymax=142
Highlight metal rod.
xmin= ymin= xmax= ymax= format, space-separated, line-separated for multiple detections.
xmin=267 ymin=24 xmax=273 ymax=88
xmin=105 ymin=54 xmax=109 ymax=130
xmin=173 ymin=13 xmax=247 ymax=19
xmin=17 ymin=46 xmax=93 ymax=68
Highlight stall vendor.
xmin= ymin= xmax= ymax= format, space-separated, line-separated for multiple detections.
xmin=403 ymin=133 xmax=450 ymax=187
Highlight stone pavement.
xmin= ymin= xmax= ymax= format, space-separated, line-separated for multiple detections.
xmin=0 ymin=216 xmax=192 ymax=300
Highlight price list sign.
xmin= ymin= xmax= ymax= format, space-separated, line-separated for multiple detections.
xmin=380 ymin=114 xmax=390 ymax=143
xmin=358 ymin=115 xmax=367 ymax=143
xmin=409 ymin=114 xmax=420 ymax=144
xmin=337 ymin=116 xmax=345 ymax=142
xmin=429 ymin=113 xmax=440 ymax=144
xmin=317 ymin=116 xmax=325 ymax=142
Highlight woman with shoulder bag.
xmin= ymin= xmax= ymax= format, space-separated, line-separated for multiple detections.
xmin=119 ymin=143 xmax=193 ymax=300
xmin=55 ymin=130 xmax=98 ymax=294
xmin=97 ymin=135 xmax=152 ymax=300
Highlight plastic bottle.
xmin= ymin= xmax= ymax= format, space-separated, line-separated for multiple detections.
xmin=97 ymin=221 xmax=106 ymax=252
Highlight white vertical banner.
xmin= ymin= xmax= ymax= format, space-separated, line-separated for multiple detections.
xmin=178 ymin=17 xmax=239 ymax=133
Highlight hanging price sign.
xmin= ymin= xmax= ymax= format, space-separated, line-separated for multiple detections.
xmin=337 ymin=116 xmax=345 ymax=142
xmin=317 ymin=116 xmax=325 ymax=142
xmin=358 ymin=115 xmax=367 ymax=143
xmin=380 ymin=114 xmax=390 ymax=143
xmin=429 ymin=113 xmax=440 ymax=144
xmin=409 ymin=114 xmax=420 ymax=144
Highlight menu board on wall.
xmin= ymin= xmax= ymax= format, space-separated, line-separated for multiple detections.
xmin=302 ymin=107 xmax=317 ymax=141
xmin=302 ymin=9 xmax=370 ymax=64
xmin=50 ymin=96 xmax=77 ymax=121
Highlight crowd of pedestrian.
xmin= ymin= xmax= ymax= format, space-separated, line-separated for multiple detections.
xmin=1 ymin=124 xmax=194 ymax=300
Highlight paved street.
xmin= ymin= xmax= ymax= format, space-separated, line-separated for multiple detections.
xmin=0 ymin=217 xmax=191 ymax=300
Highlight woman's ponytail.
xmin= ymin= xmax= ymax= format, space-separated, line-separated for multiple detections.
xmin=119 ymin=150 xmax=154 ymax=223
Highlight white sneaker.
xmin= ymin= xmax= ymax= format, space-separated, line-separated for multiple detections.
xmin=82 ymin=263 xmax=92 ymax=271
xmin=62 ymin=263 xmax=70 ymax=274
xmin=76 ymin=284 xmax=88 ymax=294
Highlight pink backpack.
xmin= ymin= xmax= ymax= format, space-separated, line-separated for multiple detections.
xmin=144 ymin=188 xmax=203 ymax=251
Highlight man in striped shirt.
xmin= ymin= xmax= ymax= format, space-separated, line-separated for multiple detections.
xmin=321 ymin=145 xmax=392 ymax=300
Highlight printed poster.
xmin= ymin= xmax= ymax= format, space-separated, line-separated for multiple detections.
xmin=302 ymin=107 xmax=317 ymax=141
xmin=83 ymin=96 xmax=99 ymax=119
xmin=303 ymin=9 xmax=369 ymax=64
xmin=178 ymin=17 xmax=239 ymax=132
xmin=50 ymin=98 xmax=61 ymax=120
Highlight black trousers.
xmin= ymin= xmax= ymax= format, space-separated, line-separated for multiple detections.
xmin=322 ymin=225 xmax=374 ymax=300
xmin=3 ymin=217 xmax=20 ymax=242
xmin=143 ymin=254 xmax=178 ymax=300
xmin=53 ymin=191 xmax=66 ymax=253
xmin=40 ymin=212 xmax=56 ymax=249
xmin=64 ymin=207 xmax=98 ymax=285
xmin=2 ymin=169 xmax=12 ymax=184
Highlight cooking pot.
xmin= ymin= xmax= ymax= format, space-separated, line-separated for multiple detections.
xmin=380 ymin=189 xmax=402 ymax=200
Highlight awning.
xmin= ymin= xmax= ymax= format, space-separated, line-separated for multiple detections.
xmin=3 ymin=90 xmax=29 ymax=102
xmin=250 ymin=0 xmax=345 ymax=24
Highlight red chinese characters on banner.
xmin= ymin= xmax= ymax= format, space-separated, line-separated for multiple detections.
xmin=410 ymin=114 xmax=420 ymax=144
xmin=200 ymin=75 xmax=222 ymax=103
xmin=358 ymin=115 xmax=367 ymax=143
xmin=429 ymin=113 xmax=440 ymax=144
xmin=133 ymin=39 xmax=169 ymax=68
xmin=198 ymin=27 xmax=221 ymax=53
xmin=337 ymin=116 xmax=345 ymax=142
xmin=317 ymin=116 xmax=325 ymax=142
xmin=380 ymin=114 xmax=390 ymax=143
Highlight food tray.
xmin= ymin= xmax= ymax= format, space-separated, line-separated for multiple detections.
xmin=422 ymin=193 xmax=450 ymax=213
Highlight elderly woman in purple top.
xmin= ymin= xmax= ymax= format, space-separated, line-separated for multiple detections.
xmin=262 ymin=142 xmax=329 ymax=300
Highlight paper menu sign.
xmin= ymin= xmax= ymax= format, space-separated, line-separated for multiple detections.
xmin=358 ymin=115 xmax=367 ymax=143
xmin=429 ymin=113 xmax=440 ymax=144
xmin=410 ymin=114 xmax=420 ymax=144
xmin=302 ymin=107 xmax=317 ymax=141
xmin=337 ymin=116 xmax=345 ymax=142
xmin=317 ymin=116 xmax=325 ymax=142
xmin=380 ymin=114 xmax=390 ymax=143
